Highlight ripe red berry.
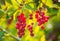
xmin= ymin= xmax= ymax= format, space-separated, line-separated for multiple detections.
xmin=20 ymin=13 xmax=24 ymax=17
xmin=18 ymin=34 xmax=22 ymax=38
xmin=46 ymin=16 xmax=50 ymax=19
xmin=22 ymin=23 xmax=26 ymax=28
xmin=16 ymin=22 xmax=20 ymax=29
xmin=38 ymin=22 xmax=42 ymax=26
xmin=29 ymin=14 xmax=33 ymax=19
xmin=36 ymin=10 xmax=40 ymax=14
xmin=40 ymin=12 xmax=45 ymax=16
xmin=29 ymin=14 xmax=33 ymax=16
xmin=35 ymin=14 xmax=39 ymax=19
xmin=27 ymin=25 xmax=34 ymax=36
xmin=22 ymin=32 xmax=25 ymax=35
xmin=30 ymin=33 xmax=34 ymax=37
xmin=41 ymin=26 xmax=45 ymax=30
xmin=29 ymin=29 xmax=33 ymax=33
xmin=28 ymin=25 xmax=32 ymax=30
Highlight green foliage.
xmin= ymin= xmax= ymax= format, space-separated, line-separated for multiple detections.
xmin=0 ymin=9 xmax=5 ymax=18
xmin=0 ymin=0 xmax=5 ymax=5
xmin=6 ymin=0 xmax=12 ymax=5
xmin=47 ymin=6 xmax=59 ymax=17
xmin=0 ymin=31 xmax=4 ymax=38
xmin=25 ymin=3 xmax=33 ymax=10
xmin=25 ymin=2 xmax=37 ymax=10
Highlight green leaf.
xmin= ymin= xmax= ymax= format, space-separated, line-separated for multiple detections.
xmin=25 ymin=2 xmax=38 ymax=10
xmin=25 ymin=4 xmax=37 ymax=10
xmin=9 ymin=21 xmax=17 ymax=36
xmin=6 ymin=0 xmax=12 ymax=5
xmin=33 ymin=0 xmax=40 ymax=6
xmin=0 ymin=38 xmax=3 ymax=41
xmin=6 ymin=14 xmax=9 ymax=19
xmin=33 ymin=5 xmax=37 ymax=10
xmin=0 ymin=0 xmax=5 ymax=5
xmin=57 ymin=10 xmax=60 ymax=21
xmin=47 ymin=6 xmax=58 ymax=17
xmin=25 ymin=4 xmax=33 ymax=10
xmin=0 ymin=31 xmax=4 ymax=38
xmin=57 ymin=2 xmax=60 ymax=6
xmin=9 ymin=7 xmax=15 ymax=14
xmin=33 ymin=0 xmax=39 ymax=3
xmin=8 ymin=7 xmax=16 ymax=17
xmin=0 ymin=9 xmax=4 ymax=18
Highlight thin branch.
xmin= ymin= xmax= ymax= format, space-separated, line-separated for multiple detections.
xmin=0 ymin=27 xmax=20 ymax=41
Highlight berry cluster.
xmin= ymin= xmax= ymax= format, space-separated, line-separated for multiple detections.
xmin=16 ymin=10 xmax=49 ymax=38
xmin=35 ymin=10 xmax=49 ymax=29
xmin=28 ymin=25 xmax=34 ymax=37
xmin=16 ymin=13 xmax=26 ymax=38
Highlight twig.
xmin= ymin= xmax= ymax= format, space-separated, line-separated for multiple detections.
xmin=0 ymin=27 xmax=20 ymax=41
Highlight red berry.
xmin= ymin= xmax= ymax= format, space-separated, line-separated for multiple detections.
xmin=38 ymin=21 xmax=42 ymax=26
xmin=30 ymin=33 xmax=34 ymax=37
xmin=29 ymin=17 xmax=33 ymax=19
xmin=37 ymin=17 xmax=42 ymax=22
xmin=46 ymin=16 xmax=50 ymax=19
xmin=28 ymin=25 xmax=32 ymax=30
xmin=20 ymin=13 xmax=24 ymax=18
xmin=36 ymin=10 xmax=40 ymax=14
xmin=19 ymin=28 xmax=24 ymax=32
xmin=16 ymin=22 xmax=20 ymax=29
xmin=44 ymin=17 xmax=49 ymax=22
xmin=41 ymin=26 xmax=45 ymax=30
xmin=17 ymin=16 xmax=20 ymax=19
xmin=22 ymin=23 xmax=26 ymax=28
xmin=29 ymin=14 xmax=33 ymax=16
xmin=18 ymin=31 xmax=20 ymax=35
xmin=40 ymin=12 xmax=45 ymax=16
xmin=29 ymin=29 xmax=33 ymax=33
xmin=35 ymin=14 xmax=39 ymax=19
xmin=18 ymin=34 xmax=22 ymax=38
xmin=22 ymin=17 xmax=26 ymax=23
xmin=22 ymin=32 xmax=25 ymax=35
xmin=29 ymin=14 xmax=33 ymax=19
